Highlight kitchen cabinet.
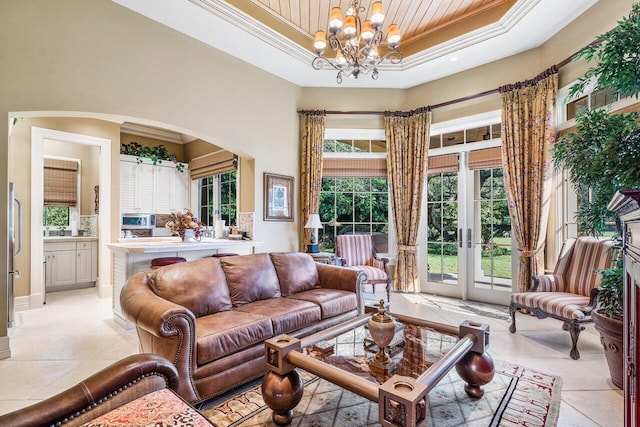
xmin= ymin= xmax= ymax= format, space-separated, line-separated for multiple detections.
xmin=120 ymin=155 xmax=189 ymax=214
xmin=45 ymin=239 xmax=97 ymax=292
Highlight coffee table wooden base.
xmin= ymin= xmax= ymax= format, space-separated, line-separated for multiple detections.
xmin=262 ymin=315 xmax=494 ymax=427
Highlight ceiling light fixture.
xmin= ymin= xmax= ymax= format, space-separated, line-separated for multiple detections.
xmin=312 ymin=1 xmax=402 ymax=84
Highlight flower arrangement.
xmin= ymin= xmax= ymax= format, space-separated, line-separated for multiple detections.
xmin=165 ymin=210 xmax=203 ymax=240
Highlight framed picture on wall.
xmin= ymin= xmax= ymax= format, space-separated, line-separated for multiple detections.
xmin=264 ymin=173 xmax=294 ymax=221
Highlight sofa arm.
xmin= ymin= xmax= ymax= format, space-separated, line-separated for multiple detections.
xmin=584 ymin=287 xmax=600 ymax=315
xmin=316 ymin=263 xmax=366 ymax=314
xmin=120 ymin=271 xmax=200 ymax=402
xmin=120 ymin=272 xmax=197 ymax=340
xmin=530 ymin=274 xmax=564 ymax=293
xmin=0 ymin=354 xmax=178 ymax=427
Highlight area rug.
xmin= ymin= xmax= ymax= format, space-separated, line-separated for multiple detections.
xmin=201 ymin=359 xmax=561 ymax=427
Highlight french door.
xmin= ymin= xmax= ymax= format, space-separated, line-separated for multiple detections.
xmin=422 ymin=153 xmax=514 ymax=305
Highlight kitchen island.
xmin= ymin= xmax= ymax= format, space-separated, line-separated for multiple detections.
xmin=107 ymin=237 xmax=263 ymax=328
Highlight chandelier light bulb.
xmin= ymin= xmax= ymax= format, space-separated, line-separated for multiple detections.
xmin=361 ymin=20 xmax=374 ymax=40
xmin=370 ymin=2 xmax=385 ymax=27
xmin=314 ymin=31 xmax=327 ymax=53
xmin=328 ymin=7 xmax=343 ymax=32
xmin=343 ymin=15 xmax=356 ymax=36
xmin=386 ymin=24 xmax=401 ymax=47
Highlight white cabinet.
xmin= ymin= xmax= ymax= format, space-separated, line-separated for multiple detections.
xmin=45 ymin=240 xmax=97 ymax=292
xmin=119 ymin=155 xmax=189 ymax=214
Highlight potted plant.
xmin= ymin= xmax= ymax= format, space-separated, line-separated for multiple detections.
xmin=120 ymin=141 xmax=185 ymax=172
xmin=552 ymin=2 xmax=640 ymax=388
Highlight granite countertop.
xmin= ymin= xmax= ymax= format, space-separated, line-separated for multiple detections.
xmin=44 ymin=236 xmax=99 ymax=242
xmin=107 ymin=237 xmax=263 ymax=253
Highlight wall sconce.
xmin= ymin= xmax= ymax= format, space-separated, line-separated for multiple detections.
xmin=304 ymin=213 xmax=322 ymax=253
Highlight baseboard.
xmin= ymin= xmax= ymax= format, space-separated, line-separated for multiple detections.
xmin=0 ymin=336 xmax=11 ymax=360
xmin=15 ymin=295 xmax=32 ymax=312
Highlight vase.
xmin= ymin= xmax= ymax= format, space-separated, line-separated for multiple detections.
xmin=592 ymin=309 xmax=624 ymax=389
xmin=181 ymin=229 xmax=198 ymax=243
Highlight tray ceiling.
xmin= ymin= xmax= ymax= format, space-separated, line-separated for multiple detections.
xmin=113 ymin=0 xmax=599 ymax=88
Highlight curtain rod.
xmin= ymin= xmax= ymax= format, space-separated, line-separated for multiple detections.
xmin=300 ymin=41 xmax=596 ymax=117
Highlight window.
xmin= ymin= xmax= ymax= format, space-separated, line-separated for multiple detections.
xmin=319 ymin=130 xmax=390 ymax=253
xmin=565 ymin=87 xmax=619 ymax=120
xmin=198 ymin=170 xmax=237 ymax=228
xmin=319 ymin=177 xmax=388 ymax=252
xmin=43 ymin=206 xmax=69 ymax=227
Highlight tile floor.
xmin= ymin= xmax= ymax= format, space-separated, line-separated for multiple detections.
xmin=0 ymin=287 xmax=623 ymax=426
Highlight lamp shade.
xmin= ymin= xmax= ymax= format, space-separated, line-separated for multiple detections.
xmin=304 ymin=213 xmax=322 ymax=229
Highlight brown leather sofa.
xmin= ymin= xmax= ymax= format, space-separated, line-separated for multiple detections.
xmin=0 ymin=354 xmax=205 ymax=426
xmin=121 ymin=252 xmax=365 ymax=404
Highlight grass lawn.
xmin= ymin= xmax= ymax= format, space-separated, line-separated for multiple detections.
xmin=428 ymin=240 xmax=512 ymax=279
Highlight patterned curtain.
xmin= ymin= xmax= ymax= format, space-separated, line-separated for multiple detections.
xmin=299 ymin=110 xmax=326 ymax=252
xmin=385 ymin=108 xmax=431 ymax=293
xmin=500 ymin=68 xmax=558 ymax=292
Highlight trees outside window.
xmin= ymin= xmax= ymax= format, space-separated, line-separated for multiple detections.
xmin=319 ymin=177 xmax=388 ymax=252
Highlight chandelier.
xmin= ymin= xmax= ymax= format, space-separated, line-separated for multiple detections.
xmin=312 ymin=1 xmax=402 ymax=84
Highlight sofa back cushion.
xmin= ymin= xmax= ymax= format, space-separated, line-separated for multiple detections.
xmin=221 ymin=253 xmax=282 ymax=306
xmin=148 ymin=257 xmax=232 ymax=317
xmin=270 ymin=252 xmax=320 ymax=297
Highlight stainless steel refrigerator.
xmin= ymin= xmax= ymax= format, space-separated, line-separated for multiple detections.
xmin=8 ymin=182 xmax=22 ymax=327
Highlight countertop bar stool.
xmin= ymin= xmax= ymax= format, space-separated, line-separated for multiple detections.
xmin=151 ymin=257 xmax=187 ymax=269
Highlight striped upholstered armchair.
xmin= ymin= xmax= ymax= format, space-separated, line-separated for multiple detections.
xmin=335 ymin=234 xmax=391 ymax=301
xmin=509 ymin=237 xmax=616 ymax=360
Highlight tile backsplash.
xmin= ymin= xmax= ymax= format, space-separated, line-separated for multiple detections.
xmin=79 ymin=215 xmax=98 ymax=237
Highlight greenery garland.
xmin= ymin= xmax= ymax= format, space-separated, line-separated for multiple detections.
xmin=120 ymin=141 xmax=185 ymax=172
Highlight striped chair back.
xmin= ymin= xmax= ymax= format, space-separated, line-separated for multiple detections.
xmin=563 ymin=237 xmax=616 ymax=297
xmin=336 ymin=234 xmax=374 ymax=267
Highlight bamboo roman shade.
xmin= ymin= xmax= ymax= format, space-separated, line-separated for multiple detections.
xmin=44 ymin=158 xmax=78 ymax=206
xmin=468 ymin=147 xmax=502 ymax=170
xmin=427 ymin=153 xmax=459 ymax=174
xmin=189 ymin=151 xmax=237 ymax=180
xmin=322 ymin=157 xmax=387 ymax=178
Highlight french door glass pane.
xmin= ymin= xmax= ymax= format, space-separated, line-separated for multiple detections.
xmin=426 ymin=173 xmax=458 ymax=285
xmin=474 ymin=168 xmax=511 ymax=290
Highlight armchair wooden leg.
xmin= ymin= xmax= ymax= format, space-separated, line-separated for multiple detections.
xmin=563 ymin=321 xmax=583 ymax=360
xmin=509 ymin=303 xmax=517 ymax=333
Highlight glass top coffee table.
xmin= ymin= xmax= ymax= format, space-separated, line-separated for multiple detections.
xmin=262 ymin=302 xmax=494 ymax=427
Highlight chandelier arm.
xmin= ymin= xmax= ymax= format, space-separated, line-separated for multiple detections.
xmin=312 ymin=56 xmax=341 ymax=72
xmin=377 ymin=49 xmax=404 ymax=65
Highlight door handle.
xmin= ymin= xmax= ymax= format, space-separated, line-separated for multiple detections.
xmin=458 ymin=229 xmax=463 ymax=248
xmin=467 ymin=228 xmax=472 ymax=249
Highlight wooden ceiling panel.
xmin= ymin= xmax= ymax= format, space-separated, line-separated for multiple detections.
xmin=233 ymin=0 xmax=514 ymax=56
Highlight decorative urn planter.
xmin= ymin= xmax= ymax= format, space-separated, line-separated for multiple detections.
xmin=592 ymin=309 xmax=624 ymax=389
xmin=368 ymin=299 xmax=396 ymax=373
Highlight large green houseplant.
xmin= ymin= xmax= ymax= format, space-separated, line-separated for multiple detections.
xmin=552 ymin=2 xmax=640 ymax=388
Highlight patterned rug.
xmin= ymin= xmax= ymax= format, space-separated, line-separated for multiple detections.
xmin=201 ymin=359 xmax=561 ymax=427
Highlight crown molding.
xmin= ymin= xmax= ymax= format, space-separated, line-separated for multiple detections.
xmin=121 ymin=122 xmax=197 ymax=145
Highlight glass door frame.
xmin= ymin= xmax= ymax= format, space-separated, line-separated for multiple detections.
xmin=419 ymin=136 xmax=516 ymax=304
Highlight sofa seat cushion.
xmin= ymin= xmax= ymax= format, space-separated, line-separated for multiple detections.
xmin=221 ymin=254 xmax=282 ymax=307
xmin=236 ymin=298 xmax=321 ymax=335
xmin=80 ymin=388 xmax=212 ymax=427
xmin=510 ymin=291 xmax=591 ymax=320
xmin=196 ymin=311 xmax=273 ymax=365
xmin=148 ymin=257 xmax=232 ymax=317
xmin=270 ymin=252 xmax=320 ymax=296
xmin=287 ymin=289 xmax=357 ymax=319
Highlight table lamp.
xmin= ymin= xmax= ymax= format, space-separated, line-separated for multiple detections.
xmin=304 ymin=213 xmax=322 ymax=253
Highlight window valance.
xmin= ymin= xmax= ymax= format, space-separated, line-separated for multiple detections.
xmin=44 ymin=158 xmax=78 ymax=206
xmin=189 ymin=151 xmax=237 ymax=180
xmin=468 ymin=147 xmax=502 ymax=170
xmin=427 ymin=154 xmax=459 ymax=174
xmin=322 ymin=157 xmax=386 ymax=178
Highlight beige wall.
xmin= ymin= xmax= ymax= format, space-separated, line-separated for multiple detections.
xmin=8 ymin=117 xmax=120 ymax=298
xmin=183 ymin=139 xmax=223 ymax=160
